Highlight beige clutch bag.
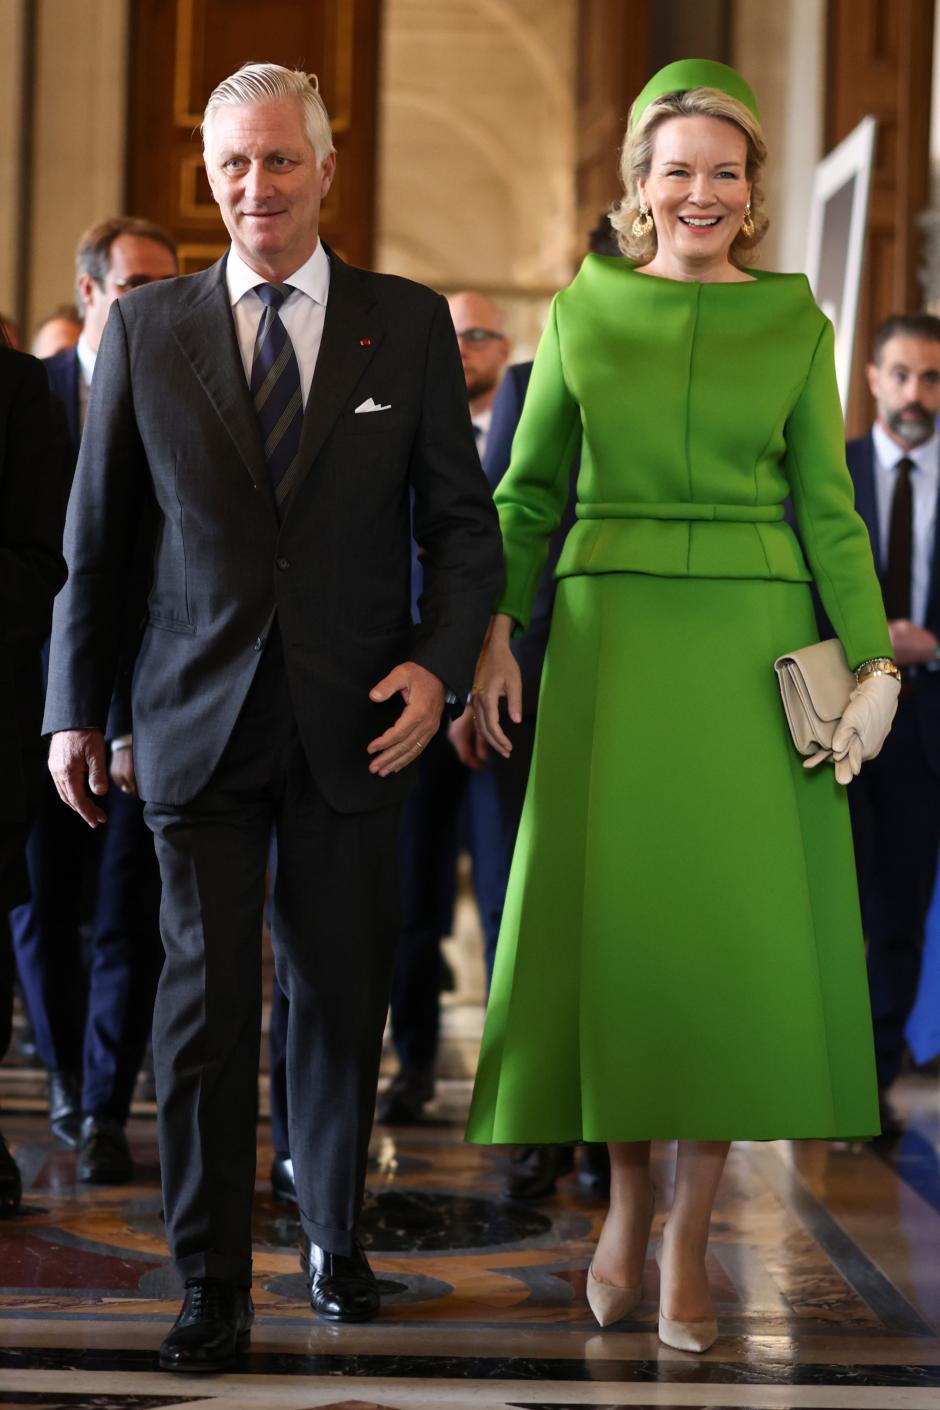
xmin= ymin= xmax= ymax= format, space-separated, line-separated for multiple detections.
xmin=773 ymin=639 xmax=855 ymax=758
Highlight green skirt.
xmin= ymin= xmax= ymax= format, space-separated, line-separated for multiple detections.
xmin=466 ymin=572 xmax=879 ymax=1144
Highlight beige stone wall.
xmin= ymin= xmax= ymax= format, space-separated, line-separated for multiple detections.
xmin=375 ymin=0 xmax=577 ymax=357
xmin=733 ymin=0 xmax=826 ymax=274
xmin=0 ymin=0 xmax=28 ymax=329
xmin=2 ymin=0 xmax=130 ymax=344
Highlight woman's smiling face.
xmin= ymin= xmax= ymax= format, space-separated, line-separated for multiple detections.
xmin=638 ymin=114 xmax=751 ymax=276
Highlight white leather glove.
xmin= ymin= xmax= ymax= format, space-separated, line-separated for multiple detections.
xmin=825 ymin=672 xmax=900 ymax=785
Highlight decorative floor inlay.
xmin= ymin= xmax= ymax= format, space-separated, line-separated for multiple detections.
xmin=2 ymin=1035 xmax=939 ymax=1407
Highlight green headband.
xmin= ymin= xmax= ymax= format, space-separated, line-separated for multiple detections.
xmin=631 ymin=59 xmax=760 ymax=129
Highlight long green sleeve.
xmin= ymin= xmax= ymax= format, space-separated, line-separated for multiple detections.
xmin=783 ymin=318 xmax=891 ymax=667
xmin=493 ymin=297 xmax=581 ymax=630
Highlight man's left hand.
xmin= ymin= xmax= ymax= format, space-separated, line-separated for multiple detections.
xmin=888 ymin=619 xmax=939 ymax=666
xmin=367 ymin=662 xmax=445 ymax=776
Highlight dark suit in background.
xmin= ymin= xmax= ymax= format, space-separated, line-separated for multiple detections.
xmin=9 ymin=344 xmax=162 ymax=1142
xmin=482 ymin=362 xmax=578 ymax=840
xmin=843 ymin=432 xmax=940 ymax=1092
xmin=0 ymin=348 xmax=69 ymax=1205
xmin=44 ymin=247 xmax=500 ymax=1281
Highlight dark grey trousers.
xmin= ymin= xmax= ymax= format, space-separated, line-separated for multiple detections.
xmin=145 ymin=627 xmax=401 ymax=1284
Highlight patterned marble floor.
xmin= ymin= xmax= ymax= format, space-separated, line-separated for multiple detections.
xmin=2 ymin=1050 xmax=940 ymax=1410
xmin=3 ymin=894 xmax=940 ymax=1410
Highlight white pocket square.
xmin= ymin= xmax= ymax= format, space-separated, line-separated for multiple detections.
xmin=354 ymin=397 xmax=392 ymax=413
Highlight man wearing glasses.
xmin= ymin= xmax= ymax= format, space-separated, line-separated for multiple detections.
xmin=449 ymin=292 xmax=511 ymax=457
xmin=70 ymin=219 xmax=180 ymax=434
xmin=9 ymin=217 xmax=176 ymax=1185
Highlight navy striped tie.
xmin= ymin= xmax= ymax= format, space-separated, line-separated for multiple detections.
xmin=250 ymin=283 xmax=303 ymax=507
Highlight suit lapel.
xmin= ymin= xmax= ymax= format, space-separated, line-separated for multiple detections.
xmin=171 ymin=257 xmax=274 ymax=513
xmin=276 ymin=248 xmax=381 ymax=511
xmin=851 ymin=433 xmax=882 ymax=575
xmin=925 ymin=441 xmax=940 ymax=632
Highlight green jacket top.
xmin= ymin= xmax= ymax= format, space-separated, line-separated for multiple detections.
xmin=494 ymin=255 xmax=891 ymax=668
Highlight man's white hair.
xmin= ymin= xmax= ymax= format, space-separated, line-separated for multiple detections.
xmin=202 ymin=61 xmax=335 ymax=166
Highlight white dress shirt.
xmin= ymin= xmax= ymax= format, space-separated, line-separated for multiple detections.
xmin=225 ymin=239 xmax=330 ymax=406
xmin=472 ymin=407 xmax=492 ymax=462
xmin=76 ymin=332 xmax=97 ymax=432
xmin=871 ymin=421 xmax=939 ymax=628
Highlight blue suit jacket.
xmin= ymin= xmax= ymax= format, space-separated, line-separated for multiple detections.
xmin=483 ymin=361 xmax=579 ymax=713
xmin=43 ymin=346 xmax=81 ymax=454
xmin=845 ymin=431 xmax=940 ymax=773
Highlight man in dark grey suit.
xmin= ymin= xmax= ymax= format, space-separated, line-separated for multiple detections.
xmin=45 ymin=62 xmax=500 ymax=1372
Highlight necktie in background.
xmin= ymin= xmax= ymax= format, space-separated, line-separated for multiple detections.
xmin=884 ymin=456 xmax=914 ymax=620
xmin=884 ymin=455 xmax=915 ymax=695
xmin=250 ymin=283 xmax=303 ymax=510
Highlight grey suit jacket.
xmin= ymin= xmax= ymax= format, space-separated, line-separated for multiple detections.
xmin=43 ymin=248 xmax=501 ymax=812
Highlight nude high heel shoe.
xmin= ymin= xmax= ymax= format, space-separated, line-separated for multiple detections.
xmin=655 ymin=1239 xmax=718 ymax=1353
xmin=586 ymin=1261 xmax=643 ymax=1327
xmin=657 ymin=1308 xmax=718 ymax=1353
xmin=586 ymin=1185 xmax=655 ymax=1328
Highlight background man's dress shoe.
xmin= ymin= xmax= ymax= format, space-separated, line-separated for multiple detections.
xmin=877 ymin=1089 xmax=904 ymax=1140
xmin=0 ymin=1133 xmax=21 ymax=1212
xmin=578 ymin=1143 xmax=611 ymax=1196
xmin=270 ymin=1155 xmax=296 ymax=1204
xmin=302 ymin=1236 xmax=380 ymax=1322
xmin=48 ymin=1070 xmax=82 ymax=1148
xmin=377 ymin=1064 xmax=434 ymax=1124
xmin=76 ymin=1116 xmax=134 ymax=1184
xmin=504 ymin=1144 xmax=575 ymax=1200
xmin=159 ymin=1280 xmax=253 ymax=1372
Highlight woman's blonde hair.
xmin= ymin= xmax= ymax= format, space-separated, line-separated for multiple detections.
xmin=609 ymin=87 xmax=769 ymax=266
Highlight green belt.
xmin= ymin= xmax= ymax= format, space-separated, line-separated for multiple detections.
xmin=575 ymin=501 xmax=786 ymax=523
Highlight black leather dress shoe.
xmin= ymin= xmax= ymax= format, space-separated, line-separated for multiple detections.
xmin=504 ymin=1144 xmax=575 ymax=1200
xmin=877 ymin=1089 xmax=904 ymax=1140
xmin=159 ymin=1281 xmax=253 ymax=1372
xmin=377 ymin=1064 xmax=434 ymax=1125
xmin=76 ymin=1116 xmax=134 ymax=1184
xmin=578 ymin=1142 xmax=611 ymax=1196
xmin=270 ymin=1155 xmax=297 ymax=1205
xmin=0 ymin=1133 xmax=21 ymax=1212
xmin=49 ymin=1070 xmax=82 ymax=1148
xmin=302 ymin=1237 xmax=380 ymax=1322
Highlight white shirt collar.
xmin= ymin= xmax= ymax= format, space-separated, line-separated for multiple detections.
xmin=76 ymin=332 xmax=96 ymax=387
xmin=225 ymin=239 xmax=330 ymax=309
xmin=872 ymin=420 xmax=940 ymax=477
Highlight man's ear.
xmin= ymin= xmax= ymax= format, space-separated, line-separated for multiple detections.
xmin=203 ymin=155 xmax=220 ymax=206
xmin=865 ymin=361 xmax=879 ymax=399
xmin=76 ymin=272 xmax=96 ymax=313
xmin=320 ymin=151 xmax=337 ymax=199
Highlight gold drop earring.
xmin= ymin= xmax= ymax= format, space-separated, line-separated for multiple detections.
xmin=741 ymin=201 xmax=755 ymax=238
xmin=632 ymin=204 xmax=654 ymax=238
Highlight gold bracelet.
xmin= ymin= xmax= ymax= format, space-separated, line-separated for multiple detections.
xmin=855 ymin=657 xmax=902 ymax=684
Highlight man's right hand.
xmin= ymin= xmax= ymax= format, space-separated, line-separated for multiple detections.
xmin=48 ymin=729 xmax=109 ymax=827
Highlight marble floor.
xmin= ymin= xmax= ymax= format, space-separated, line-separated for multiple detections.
xmin=2 ymin=915 xmax=940 ymax=1409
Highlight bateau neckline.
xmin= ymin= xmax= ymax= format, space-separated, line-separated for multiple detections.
xmin=590 ymin=255 xmax=766 ymax=287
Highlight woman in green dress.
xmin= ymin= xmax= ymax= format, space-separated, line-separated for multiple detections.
xmin=466 ymin=60 xmax=901 ymax=1354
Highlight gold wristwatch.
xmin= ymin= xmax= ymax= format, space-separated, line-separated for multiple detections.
xmin=855 ymin=657 xmax=902 ymax=684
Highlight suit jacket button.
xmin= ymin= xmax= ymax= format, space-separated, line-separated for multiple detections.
xmin=276 ymin=557 xmax=290 ymax=570
xmin=253 ymin=636 xmax=264 ymax=651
